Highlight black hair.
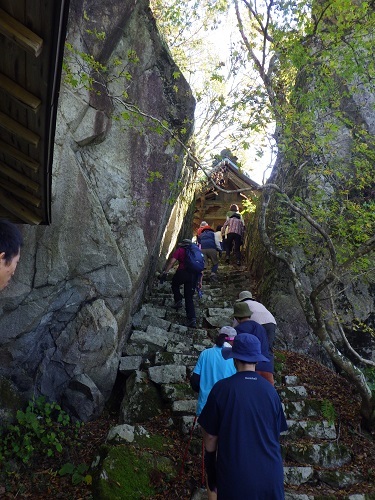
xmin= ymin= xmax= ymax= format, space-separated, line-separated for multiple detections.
xmin=215 ymin=334 xmax=227 ymax=347
xmin=0 ymin=220 xmax=23 ymax=264
xmin=216 ymin=225 xmax=223 ymax=231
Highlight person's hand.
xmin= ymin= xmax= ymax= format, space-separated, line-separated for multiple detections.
xmin=158 ymin=272 xmax=167 ymax=284
xmin=204 ymin=450 xmax=217 ymax=492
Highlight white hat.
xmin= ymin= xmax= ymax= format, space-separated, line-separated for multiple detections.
xmin=236 ymin=290 xmax=253 ymax=301
xmin=219 ymin=326 xmax=237 ymax=340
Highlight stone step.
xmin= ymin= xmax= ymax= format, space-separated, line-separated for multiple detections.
xmin=181 ymin=415 xmax=200 ymax=435
xmin=114 ymin=264 xmax=370 ymax=499
xmin=283 ymin=441 xmax=351 ymax=468
xmin=139 ymin=315 xmax=172 ymax=332
xmin=282 ymin=399 xmax=323 ymax=419
xmin=279 ymin=385 xmax=309 ymax=401
xmin=155 ymin=352 xmax=199 ymax=366
xmin=146 ymin=296 xmax=167 ymax=306
xmin=283 ymin=420 xmax=337 ymax=439
xmin=171 ymin=399 xmax=197 ymax=415
xmin=160 ymin=383 xmax=196 ymax=404
xmin=283 ymin=466 xmax=314 ymax=486
xmin=148 ymin=364 xmax=187 ymax=384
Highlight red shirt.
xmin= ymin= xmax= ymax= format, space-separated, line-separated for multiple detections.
xmin=172 ymin=247 xmax=186 ymax=270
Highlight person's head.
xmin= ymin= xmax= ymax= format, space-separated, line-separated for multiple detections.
xmin=222 ymin=333 xmax=269 ymax=370
xmin=200 ymin=221 xmax=208 ymax=228
xmin=229 ymin=204 xmax=239 ymax=212
xmin=0 ymin=220 xmax=23 ymax=291
xmin=232 ymin=302 xmax=251 ymax=322
xmin=236 ymin=290 xmax=253 ymax=302
xmin=216 ymin=326 xmax=237 ymax=347
xmin=216 ymin=225 xmax=222 ymax=232
xmin=179 ymin=238 xmax=192 ymax=247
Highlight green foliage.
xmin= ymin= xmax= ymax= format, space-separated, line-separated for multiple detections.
xmin=263 ymin=1 xmax=375 ymax=269
xmin=58 ymin=462 xmax=92 ymax=485
xmin=0 ymin=396 xmax=77 ymax=465
xmin=241 ymin=197 xmax=257 ymax=215
xmin=63 ymin=42 xmax=107 ymax=91
xmin=353 ymin=320 xmax=375 ymax=338
xmin=274 ymin=351 xmax=286 ymax=375
xmin=321 ymin=399 xmax=336 ymax=425
xmin=85 ymin=28 xmax=106 ymax=40
xmin=363 ymin=367 xmax=375 ymax=393
xmin=146 ymin=170 xmax=164 ymax=183
xmin=166 ymin=180 xmax=185 ymax=205
xmin=150 ymin=0 xmax=272 ymax=161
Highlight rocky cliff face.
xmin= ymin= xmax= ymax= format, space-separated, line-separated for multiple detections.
xmin=0 ymin=0 xmax=195 ymax=421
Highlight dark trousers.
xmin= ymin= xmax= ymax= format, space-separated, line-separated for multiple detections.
xmin=263 ymin=323 xmax=276 ymax=351
xmin=226 ymin=233 xmax=242 ymax=261
xmin=171 ymin=269 xmax=196 ymax=320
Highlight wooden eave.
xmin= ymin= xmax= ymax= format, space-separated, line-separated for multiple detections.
xmin=223 ymin=158 xmax=260 ymax=191
xmin=193 ymin=158 xmax=260 ymax=230
xmin=0 ymin=0 xmax=70 ymax=224
xmin=199 ymin=157 xmax=260 ymax=199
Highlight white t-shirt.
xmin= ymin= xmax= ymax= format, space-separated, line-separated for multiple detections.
xmin=233 ymin=299 xmax=276 ymax=326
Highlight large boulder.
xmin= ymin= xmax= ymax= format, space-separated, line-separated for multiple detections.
xmin=0 ymin=0 xmax=195 ymax=420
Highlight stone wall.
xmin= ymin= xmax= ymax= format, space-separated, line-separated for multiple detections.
xmin=0 ymin=0 xmax=195 ymax=421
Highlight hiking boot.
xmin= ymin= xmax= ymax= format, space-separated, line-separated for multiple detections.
xmin=187 ymin=318 xmax=197 ymax=328
xmin=236 ymin=260 xmax=241 ymax=266
xmin=225 ymin=258 xmax=230 ymax=264
xmin=171 ymin=300 xmax=183 ymax=310
xmin=210 ymin=273 xmax=218 ymax=282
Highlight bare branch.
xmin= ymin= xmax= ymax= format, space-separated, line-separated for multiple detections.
xmin=234 ymin=0 xmax=276 ymax=107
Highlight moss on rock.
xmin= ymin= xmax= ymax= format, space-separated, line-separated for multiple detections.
xmin=94 ymin=433 xmax=178 ymax=499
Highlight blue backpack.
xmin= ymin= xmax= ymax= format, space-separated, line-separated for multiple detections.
xmin=184 ymin=244 xmax=205 ymax=273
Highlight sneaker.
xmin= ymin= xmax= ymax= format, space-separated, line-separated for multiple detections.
xmin=236 ymin=260 xmax=241 ymax=266
xmin=171 ymin=300 xmax=183 ymax=310
xmin=187 ymin=318 xmax=197 ymax=328
xmin=225 ymin=258 xmax=230 ymax=264
xmin=210 ymin=274 xmax=218 ymax=281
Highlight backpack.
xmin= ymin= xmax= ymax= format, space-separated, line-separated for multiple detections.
xmin=184 ymin=243 xmax=205 ymax=273
xmin=198 ymin=229 xmax=216 ymax=250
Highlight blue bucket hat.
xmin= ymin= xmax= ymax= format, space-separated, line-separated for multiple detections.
xmin=222 ymin=334 xmax=269 ymax=363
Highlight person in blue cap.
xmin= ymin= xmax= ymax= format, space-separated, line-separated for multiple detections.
xmin=198 ymin=333 xmax=287 ymax=499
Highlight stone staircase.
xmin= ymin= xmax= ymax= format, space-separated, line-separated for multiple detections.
xmin=100 ymin=262 xmax=375 ymax=499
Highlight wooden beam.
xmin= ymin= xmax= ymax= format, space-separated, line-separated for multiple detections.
xmin=0 ymin=112 xmax=40 ymax=147
xmin=0 ymin=8 xmax=43 ymax=57
xmin=0 ymin=139 xmax=39 ymax=172
xmin=0 ymin=162 xmax=39 ymax=192
xmin=0 ymin=178 xmax=41 ymax=207
xmin=0 ymin=207 xmax=23 ymax=222
xmin=0 ymin=187 xmax=42 ymax=224
xmin=0 ymin=73 xmax=41 ymax=111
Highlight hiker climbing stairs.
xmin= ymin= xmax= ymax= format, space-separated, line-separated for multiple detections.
xmin=94 ymin=263 xmax=375 ymax=499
